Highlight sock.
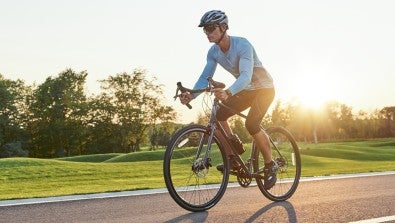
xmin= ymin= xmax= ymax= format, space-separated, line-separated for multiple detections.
xmin=264 ymin=160 xmax=273 ymax=167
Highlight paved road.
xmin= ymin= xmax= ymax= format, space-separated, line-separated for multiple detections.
xmin=1 ymin=173 xmax=394 ymax=223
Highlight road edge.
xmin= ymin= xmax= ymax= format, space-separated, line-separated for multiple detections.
xmin=1 ymin=171 xmax=394 ymax=207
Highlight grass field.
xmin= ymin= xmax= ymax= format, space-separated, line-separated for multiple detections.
xmin=0 ymin=138 xmax=394 ymax=200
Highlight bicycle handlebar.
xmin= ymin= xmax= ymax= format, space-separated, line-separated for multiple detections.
xmin=174 ymin=77 xmax=226 ymax=109
xmin=176 ymin=82 xmax=193 ymax=109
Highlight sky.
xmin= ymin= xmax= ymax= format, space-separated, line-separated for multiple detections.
xmin=1 ymin=0 xmax=394 ymax=123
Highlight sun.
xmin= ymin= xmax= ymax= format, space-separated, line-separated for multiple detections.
xmin=296 ymin=84 xmax=330 ymax=109
xmin=283 ymin=73 xmax=340 ymax=110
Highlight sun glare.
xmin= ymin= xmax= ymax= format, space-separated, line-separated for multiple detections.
xmin=297 ymin=84 xmax=330 ymax=109
xmin=284 ymin=72 xmax=341 ymax=110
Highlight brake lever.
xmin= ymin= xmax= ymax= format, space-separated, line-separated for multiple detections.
xmin=176 ymin=82 xmax=192 ymax=109
xmin=173 ymin=88 xmax=180 ymax=100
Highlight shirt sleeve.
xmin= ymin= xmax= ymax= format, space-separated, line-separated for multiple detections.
xmin=227 ymin=41 xmax=254 ymax=95
xmin=192 ymin=48 xmax=217 ymax=98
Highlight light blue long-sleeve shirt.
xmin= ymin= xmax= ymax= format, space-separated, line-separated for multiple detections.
xmin=193 ymin=36 xmax=274 ymax=97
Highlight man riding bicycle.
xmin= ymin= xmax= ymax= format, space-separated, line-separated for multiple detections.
xmin=179 ymin=10 xmax=278 ymax=190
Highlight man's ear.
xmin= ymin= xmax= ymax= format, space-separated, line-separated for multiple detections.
xmin=220 ymin=24 xmax=228 ymax=32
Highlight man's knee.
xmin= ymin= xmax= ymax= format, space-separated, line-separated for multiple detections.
xmin=216 ymin=112 xmax=228 ymax=121
xmin=245 ymin=120 xmax=260 ymax=135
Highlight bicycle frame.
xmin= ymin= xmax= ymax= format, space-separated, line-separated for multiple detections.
xmin=176 ymin=77 xmax=285 ymax=178
xmin=166 ymin=78 xmax=301 ymax=211
xmin=205 ymin=98 xmax=264 ymax=178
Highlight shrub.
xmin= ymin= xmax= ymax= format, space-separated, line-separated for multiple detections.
xmin=0 ymin=141 xmax=28 ymax=158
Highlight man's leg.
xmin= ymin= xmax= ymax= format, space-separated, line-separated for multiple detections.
xmin=217 ymin=121 xmax=234 ymax=156
xmin=252 ymin=130 xmax=272 ymax=164
xmin=215 ymin=120 xmax=239 ymax=172
xmin=254 ymin=129 xmax=279 ymax=190
xmin=245 ymin=88 xmax=277 ymax=189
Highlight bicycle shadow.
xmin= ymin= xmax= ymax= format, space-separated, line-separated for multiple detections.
xmin=245 ymin=201 xmax=298 ymax=223
xmin=163 ymin=201 xmax=296 ymax=223
xmin=163 ymin=211 xmax=209 ymax=223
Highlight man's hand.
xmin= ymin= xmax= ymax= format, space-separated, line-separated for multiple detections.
xmin=212 ymin=88 xmax=229 ymax=101
xmin=180 ymin=92 xmax=194 ymax=105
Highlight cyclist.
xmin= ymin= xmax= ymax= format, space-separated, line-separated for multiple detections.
xmin=180 ymin=10 xmax=278 ymax=190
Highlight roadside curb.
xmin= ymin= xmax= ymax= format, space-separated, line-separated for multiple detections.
xmin=1 ymin=171 xmax=394 ymax=207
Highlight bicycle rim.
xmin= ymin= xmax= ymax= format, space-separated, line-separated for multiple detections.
xmin=163 ymin=125 xmax=229 ymax=212
xmin=253 ymin=126 xmax=301 ymax=201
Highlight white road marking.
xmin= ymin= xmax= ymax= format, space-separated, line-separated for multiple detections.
xmin=349 ymin=215 xmax=395 ymax=223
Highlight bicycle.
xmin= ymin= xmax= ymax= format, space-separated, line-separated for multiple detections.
xmin=163 ymin=77 xmax=301 ymax=212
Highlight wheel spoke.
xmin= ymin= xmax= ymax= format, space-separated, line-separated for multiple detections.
xmin=163 ymin=125 xmax=229 ymax=211
xmin=253 ymin=127 xmax=301 ymax=201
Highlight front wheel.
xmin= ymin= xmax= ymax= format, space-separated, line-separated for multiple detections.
xmin=253 ymin=126 xmax=301 ymax=201
xmin=163 ymin=124 xmax=229 ymax=212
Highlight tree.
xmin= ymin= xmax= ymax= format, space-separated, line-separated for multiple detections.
xmin=229 ymin=116 xmax=251 ymax=143
xmin=149 ymin=123 xmax=174 ymax=150
xmin=338 ymin=104 xmax=356 ymax=138
xmin=0 ymin=74 xmax=30 ymax=157
xmin=379 ymin=106 xmax=395 ymax=137
xmin=321 ymin=101 xmax=342 ymax=140
xmin=287 ymin=105 xmax=316 ymax=143
xmin=96 ymin=69 xmax=176 ymax=152
xmin=84 ymin=93 xmax=121 ymax=154
xmin=195 ymin=112 xmax=210 ymax=125
xmin=0 ymin=74 xmax=18 ymax=147
xmin=28 ymin=69 xmax=88 ymax=157
xmin=271 ymin=100 xmax=291 ymax=127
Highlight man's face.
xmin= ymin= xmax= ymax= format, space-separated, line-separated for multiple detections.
xmin=203 ymin=24 xmax=222 ymax=43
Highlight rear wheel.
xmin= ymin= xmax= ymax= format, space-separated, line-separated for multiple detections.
xmin=253 ymin=126 xmax=301 ymax=201
xmin=163 ymin=124 xmax=229 ymax=212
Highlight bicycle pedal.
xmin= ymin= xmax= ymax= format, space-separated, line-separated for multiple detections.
xmin=256 ymin=167 xmax=265 ymax=175
xmin=229 ymin=170 xmax=238 ymax=176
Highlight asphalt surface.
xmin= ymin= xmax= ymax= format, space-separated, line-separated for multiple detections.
xmin=0 ymin=172 xmax=394 ymax=223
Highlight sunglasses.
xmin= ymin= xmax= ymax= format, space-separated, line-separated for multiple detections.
xmin=203 ymin=24 xmax=219 ymax=34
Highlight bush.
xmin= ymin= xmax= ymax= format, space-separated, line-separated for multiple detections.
xmin=0 ymin=141 xmax=28 ymax=158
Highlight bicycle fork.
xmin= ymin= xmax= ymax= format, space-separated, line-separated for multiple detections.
xmin=191 ymin=126 xmax=217 ymax=172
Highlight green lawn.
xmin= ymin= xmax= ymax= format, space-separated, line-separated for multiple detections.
xmin=0 ymin=138 xmax=394 ymax=200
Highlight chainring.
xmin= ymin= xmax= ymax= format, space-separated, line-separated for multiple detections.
xmin=236 ymin=168 xmax=252 ymax=187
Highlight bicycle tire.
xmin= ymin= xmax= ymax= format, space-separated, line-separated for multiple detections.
xmin=253 ymin=126 xmax=301 ymax=201
xmin=163 ymin=124 xmax=229 ymax=212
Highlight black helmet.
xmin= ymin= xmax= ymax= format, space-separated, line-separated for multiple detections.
xmin=198 ymin=10 xmax=228 ymax=27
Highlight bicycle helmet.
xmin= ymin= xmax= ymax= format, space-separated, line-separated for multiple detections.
xmin=198 ymin=10 xmax=228 ymax=27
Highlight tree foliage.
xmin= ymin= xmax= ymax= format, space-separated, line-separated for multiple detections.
xmin=193 ymin=96 xmax=395 ymax=145
xmin=28 ymin=69 xmax=88 ymax=157
xmin=85 ymin=69 xmax=176 ymax=154
xmin=267 ymin=101 xmax=395 ymax=143
xmin=0 ymin=74 xmax=30 ymax=157
xmin=0 ymin=69 xmax=393 ymax=158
